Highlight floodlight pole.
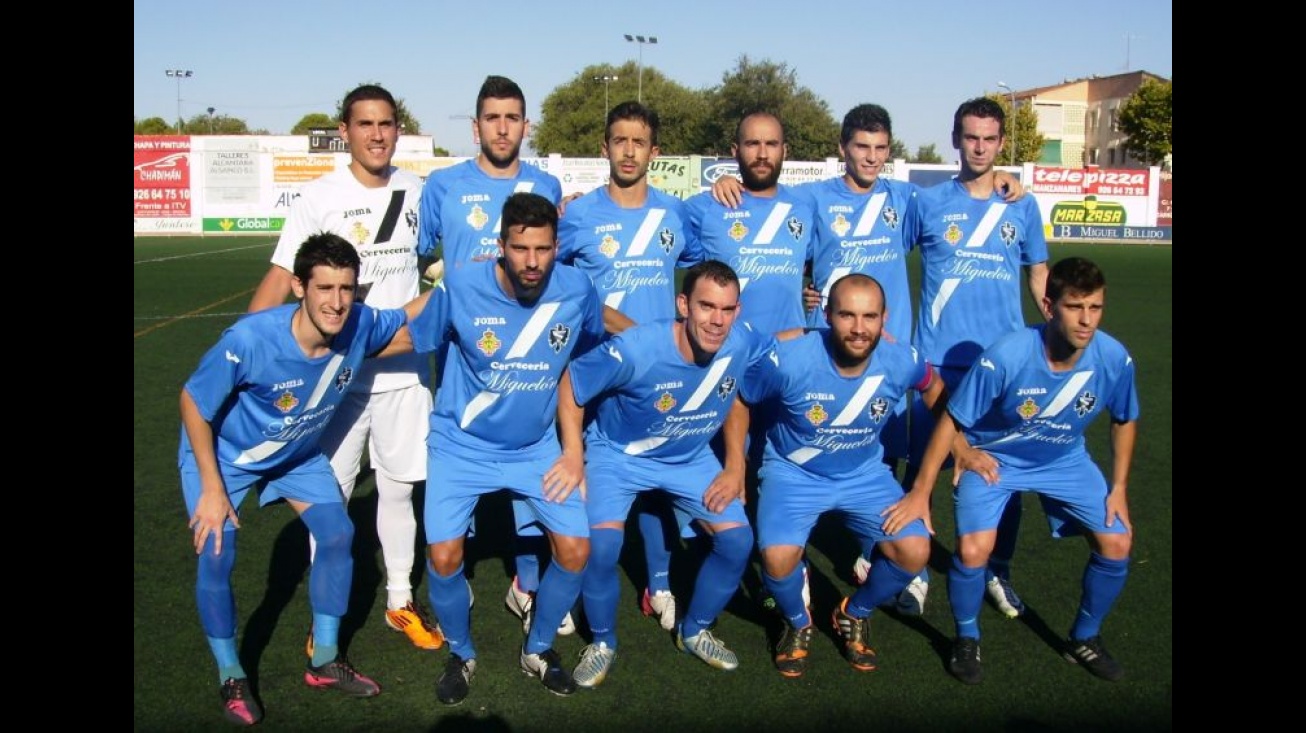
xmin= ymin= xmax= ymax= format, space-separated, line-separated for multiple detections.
xmin=623 ymin=34 xmax=658 ymax=103
xmin=593 ymin=74 xmax=618 ymax=122
xmin=166 ymin=69 xmax=194 ymax=134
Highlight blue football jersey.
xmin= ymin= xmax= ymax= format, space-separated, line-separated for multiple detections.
xmin=796 ymin=177 xmax=918 ymax=342
xmin=557 ymin=186 xmax=701 ymax=324
xmin=948 ymin=325 xmax=1140 ymax=470
xmin=179 ymin=304 xmax=406 ymax=472
xmin=409 ymin=260 xmax=604 ymax=458
xmin=682 ymin=187 xmax=814 ymax=335
xmin=742 ymin=330 xmax=930 ymax=479
xmin=418 ymin=159 xmax=563 ymax=267
xmin=910 ymin=179 xmax=1048 ymax=370
xmin=569 ymin=319 xmax=774 ymax=462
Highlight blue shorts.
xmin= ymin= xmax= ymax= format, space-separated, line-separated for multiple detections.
xmin=584 ymin=446 xmax=749 ymax=528
xmin=756 ymin=458 xmax=928 ymax=549
xmin=954 ymin=454 xmax=1127 ymax=539
xmin=424 ymin=447 xmax=589 ymax=544
xmin=180 ymin=452 xmax=342 ymax=532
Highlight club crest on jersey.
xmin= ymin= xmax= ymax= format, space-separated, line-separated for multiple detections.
xmin=1017 ymin=397 xmax=1039 ymax=420
xmin=466 ymin=204 xmax=490 ymax=231
xmin=549 ymin=323 xmax=571 ymax=353
xmin=945 ymin=222 xmax=963 ymax=246
xmin=335 ymin=367 xmax=354 ymax=392
xmin=349 ymin=221 xmax=371 ymax=245
xmin=868 ymin=397 xmax=889 ymax=423
xmin=274 ymin=390 xmax=299 ymax=414
xmin=728 ymin=220 xmax=749 ymax=242
xmin=717 ymin=375 xmax=737 ymax=400
xmin=477 ymin=329 xmax=501 ymax=356
xmin=831 ymin=212 xmax=851 ymax=237
xmin=883 ymin=206 xmax=899 ymax=230
xmin=806 ymin=403 xmax=829 ymax=426
xmin=599 ymin=234 xmax=620 ymax=258
xmin=659 ymin=228 xmax=676 ymax=254
xmin=999 ymin=220 xmax=1017 ymax=246
xmin=406 ymin=208 xmax=418 ymax=235
xmin=655 ymin=392 xmax=677 ymax=413
xmin=787 ymin=217 xmax=805 ymax=240
xmin=1074 ymin=390 xmax=1097 ymax=417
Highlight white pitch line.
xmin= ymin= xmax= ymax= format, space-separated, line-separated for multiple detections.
xmin=135 ymin=242 xmax=270 ymax=264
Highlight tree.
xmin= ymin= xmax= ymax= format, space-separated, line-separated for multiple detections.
xmin=912 ymin=144 xmax=943 ymax=164
xmin=292 ymin=113 xmax=336 ymax=135
xmin=533 ymin=63 xmax=711 ymax=156
xmin=706 ymin=56 xmax=839 ymax=161
xmin=987 ymin=93 xmax=1044 ymax=165
xmin=135 ymin=117 xmax=171 ymax=135
xmin=433 ymin=146 xmax=451 ymax=157
xmin=1118 ymin=78 xmax=1172 ymax=166
xmin=337 ymin=82 xmax=421 ymax=134
xmin=890 ymin=139 xmax=909 ymax=161
xmin=180 ymin=113 xmax=253 ymax=135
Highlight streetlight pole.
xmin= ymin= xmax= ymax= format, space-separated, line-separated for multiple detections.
xmin=165 ymin=69 xmax=194 ymax=134
xmin=593 ymin=74 xmax=618 ymax=122
xmin=997 ymin=81 xmax=1017 ymax=165
xmin=207 ymin=107 xmax=215 ymax=134
xmin=622 ymin=34 xmax=658 ymax=103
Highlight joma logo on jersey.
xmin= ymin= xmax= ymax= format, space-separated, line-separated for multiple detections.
xmin=1016 ymin=387 xmax=1047 ymax=396
xmin=474 ymin=316 xmax=506 ymax=327
xmin=274 ymin=390 xmax=299 ymax=414
xmin=273 ymin=378 xmax=305 ymax=391
xmin=335 ymin=368 xmax=354 ymax=392
xmin=343 ymin=207 xmax=372 ymax=218
xmin=548 ymin=323 xmax=571 ymax=353
xmin=460 ymin=194 xmax=490 ymax=204
xmin=655 ymin=380 xmax=684 ymax=392
xmin=477 ymin=329 xmax=502 ymax=356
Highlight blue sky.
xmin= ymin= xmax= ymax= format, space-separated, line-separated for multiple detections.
xmin=134 ymin=0 xmax=1171 ymax=162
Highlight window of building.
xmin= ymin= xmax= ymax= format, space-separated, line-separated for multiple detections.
xmin=1108 ymin=148 xmax=1116 ymax=165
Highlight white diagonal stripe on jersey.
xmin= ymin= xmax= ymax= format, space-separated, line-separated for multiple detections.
xmin=681 ymin=357 xmax=733 ymax=412
xmin=853 ymin=193 xmax=887 ymax=236
xmin=754 ymin=202 xmax=792 ymax=244
xmin=460 ymin=391 xmax=500 ymax=429
xmin=624 ymin=436 xmax=670 ymax=455
xmin=930 ymin=278 xmax=961 ymax=326
xmin=627 ymin=209 xmax=666 ymax=257
xmin=831 ymin=375 xmax=884 ymax=426
xmin=505 ymin=302 xmax=561 ymax=359
xmin=786 ymin=446 xmax=821 ymax=465
xmin=235 ymin=353 xmax=344 ymax=465
xmin=604 ymin=291 xmax=627 ymax=310
xmin=738 ymin=277 xmax=751 ymax=292
xmin=965 ymin=203 xmax=1006 ymax=248
xmin=491 ymin=182 xmax=537 ymax=239
xmin=1039 ymin=371 xmax=1094 ymax=417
